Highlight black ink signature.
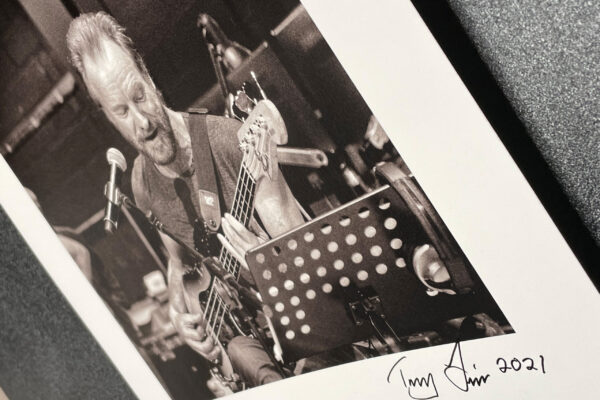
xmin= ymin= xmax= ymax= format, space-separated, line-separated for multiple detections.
xmin=387 ymin=356 xmax=439 ymax=399
xmin=387 ymin=341 xmax=494 ymax=398
xmin=444 ymin=341 xmax=490 ymax=391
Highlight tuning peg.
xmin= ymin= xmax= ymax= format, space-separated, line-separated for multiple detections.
xmin=234 ymin=91 xmax=255 ymax=114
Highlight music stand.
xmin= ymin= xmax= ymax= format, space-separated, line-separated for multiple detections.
xmin=246 ymin=182 xmax=483 ymax=363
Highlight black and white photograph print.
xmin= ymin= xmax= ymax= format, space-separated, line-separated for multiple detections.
xmin=0 ymin=1 xmax=513 ymax=398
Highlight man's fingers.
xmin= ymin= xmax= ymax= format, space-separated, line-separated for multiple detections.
xmin=224 ymin=213 xmax=258 ymax=246
xmin=180 ymin=312 xmax=204 ymax=325
xmin=218 ymin=233 xmax=249 ymax=270
xmin=173 ymin=312 xmax=207 ymax=342
xmin=206 ymin=346 xmax=221 ymax=362
xmin=187 ymin=334 xmax=213 ymax=352
xmin=186 ymin=336 xmax=221 ymax=360
xmin=187 ymin=339 xmax=213 ymax=356
xmin=221 ymin=218 xmax=243 ymax=251
xmin=224 ymin=213 xmax=245 ymax=231
xmin=180 ymin=325 xmax=205 ymax=342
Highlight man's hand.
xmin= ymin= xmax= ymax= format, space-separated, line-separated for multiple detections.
xmin=218 ymin=213 xmax=265 ymax=269
xmin=170 ymin=308 xmax=221 ymax=362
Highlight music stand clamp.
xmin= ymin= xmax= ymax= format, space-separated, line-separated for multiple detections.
xmin=347 ymin=287 xmax=405 ymax=354
xmin=246 ymin=162 xmax=480 ymax=363
xmin=348 ymin=291 xmax=383 ymax=328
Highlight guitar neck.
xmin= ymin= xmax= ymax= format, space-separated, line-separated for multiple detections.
xmin=205 ymin=163 xmax=256 ymax=337
xmin=230 ymin=164 xmax=257 ymax=231
xmin=219 ymin=164 xmax=256 ymax=275
xmin=204 ymin=99 xmax=284 ymax=343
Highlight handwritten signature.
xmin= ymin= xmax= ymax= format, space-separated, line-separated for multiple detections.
xmin=386 ymin=342 xmax=546 ymax=399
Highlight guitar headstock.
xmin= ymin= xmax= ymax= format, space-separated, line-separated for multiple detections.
xmin=237 ymin=100 xmax=287 ymax=182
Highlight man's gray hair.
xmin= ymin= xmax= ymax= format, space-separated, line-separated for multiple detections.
xmin=66 ymin=11 xmax=151 ymax=81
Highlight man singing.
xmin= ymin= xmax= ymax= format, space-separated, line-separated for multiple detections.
xmin=66 ymin=12 xmax=303 ymax=391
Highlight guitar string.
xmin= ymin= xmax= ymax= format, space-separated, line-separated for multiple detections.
xmin=213 ymin=167 xmax=256 ymax=338
xmin=215 ymin=177 xmax=255 ymax=338
xmin=204 ymin=166 xmax=248 ymax=329
xmin=204 ymin=127 xmax=259 ymax=334
xmin=204 ymin=164 xmax=248 ymax=330
xmin=206 ymin=164 xmax=256 ymax=338
xmin=213 ymin=167 xmax=255 ymax=338
xmin=211 ymin=169 xmax=252 ymax=338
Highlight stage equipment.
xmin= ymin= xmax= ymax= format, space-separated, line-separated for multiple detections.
xmin=103 ymin=148 xmax=127 ymax=234
xmin=1 ymin=73 xmax=76 ymax=156
xmin=246 ymin=163 xmax=481 ymax=362
xmin=231 ymin=75 xmax=328 ymax=169
xmin=197 ymin=13 xmax=250 ymax=117
xmin=195 ymin=14 xmax=335 ymax=169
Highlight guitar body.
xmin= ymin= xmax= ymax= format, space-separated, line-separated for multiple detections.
xmin=182 ymin=100 xmax=287 ymax=395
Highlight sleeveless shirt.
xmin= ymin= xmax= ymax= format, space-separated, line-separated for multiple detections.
xmin=131 ymin=114 xmax=243 ymax=253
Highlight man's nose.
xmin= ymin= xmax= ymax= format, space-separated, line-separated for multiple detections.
xmin=132 ymin=106 xmax=151 ymax=138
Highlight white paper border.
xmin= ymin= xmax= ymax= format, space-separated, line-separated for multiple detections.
xmin=1 ymin=1 xmax=599 ymax=399
xmin=0 ymin=158 xmax=171 ymax=399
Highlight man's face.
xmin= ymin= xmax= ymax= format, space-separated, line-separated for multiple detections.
xmin=83 ymin=39 xmax=176 ymax=165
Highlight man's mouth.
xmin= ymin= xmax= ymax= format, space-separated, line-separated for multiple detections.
xmin=144 ymin=128 xmax=159 ymax=142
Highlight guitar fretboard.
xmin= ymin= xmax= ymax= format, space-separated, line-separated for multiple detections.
xmin=204 ymin=162 xmax=256 ymax=338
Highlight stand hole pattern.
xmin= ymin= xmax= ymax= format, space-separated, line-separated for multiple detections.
xmin=345 ymin=234 xmax=357 ymax=245
xmin=252 ymin=193 xmax=412 ymax=341
xmin=310 ymin=249 xmax=321 ymax=259
xmin=327 ymin=241 xmax=339 ymax=253
xmin=339 ymin=215 xmax=351 ymax=226
xmin=248 ymin=186 xmax=428 ymax=357
xmin=278 ymin=263 xmax=288 ymax=273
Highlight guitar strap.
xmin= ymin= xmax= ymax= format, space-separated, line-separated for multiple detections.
xmin=187 ymin=110 xmax=222 ymax=232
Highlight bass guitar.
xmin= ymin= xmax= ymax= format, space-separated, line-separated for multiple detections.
xmin=182 ymin=99 xmax=287 ymax=395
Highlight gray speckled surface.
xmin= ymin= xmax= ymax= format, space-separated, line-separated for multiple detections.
xmin=0 ymin=2 xmax=598 ymax=399
xmin=0 ymin=207 xmax=136 ymax=400
xmin=447 ymin=0 xmax=600 ymax=243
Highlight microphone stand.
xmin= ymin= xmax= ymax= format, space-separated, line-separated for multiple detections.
xmin=198 ymin=14 xmax=238 ymax=118
xmin=116 ymin=191 xmax=288 ymax=377
xmin=204 ymin=40 xmax=234 ymax=117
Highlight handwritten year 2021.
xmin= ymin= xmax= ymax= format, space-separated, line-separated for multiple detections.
xmin=386 ymin=341 xmax=546 ymax=399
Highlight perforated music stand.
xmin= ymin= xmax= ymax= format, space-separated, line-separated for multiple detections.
xmin=246 ymin=182 xmax=483 ymax=363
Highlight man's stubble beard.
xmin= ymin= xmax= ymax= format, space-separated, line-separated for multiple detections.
xmin=137 ymin=106 xmax=177 ymax=166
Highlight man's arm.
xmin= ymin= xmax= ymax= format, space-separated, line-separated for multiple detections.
xmin=253 ymin=169 xmax=304 ymax=237
xmin=131 ymin=154 xmax=219 ymax=360
xmin=220 ymin=168 xmax=303 ymax=267
xmin=208 ymin=113 xmax=303 ymax=246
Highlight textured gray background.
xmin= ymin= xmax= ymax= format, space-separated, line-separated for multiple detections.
xmin=447 ymin=0 xmax=599 ymax=245
xmin=0 ymin=207 xmax=136 ymax=399
xmin=1 ymin=2 xmax=598 ymax=399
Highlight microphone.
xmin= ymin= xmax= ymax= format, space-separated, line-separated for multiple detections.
xmin=103 ymin=148 xmax=127 ymax=234
xmin=198 ymin=13 xmax=229 ymax=47
xmin=197 ymin=13 xmax=244 ymax=70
